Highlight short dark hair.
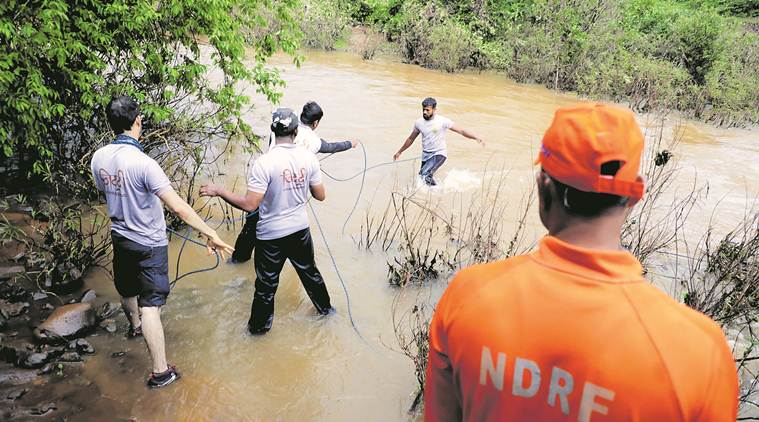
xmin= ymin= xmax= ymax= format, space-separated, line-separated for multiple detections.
xmin=300 ymin=101 xmax=324 ymax=125
xmin=422 ymin=97 xmax=437 ymax=108
xmin=106 ymin=96 xmax=139 ymax=133
xmin=546 ymin=161 xmax=628 ymax=217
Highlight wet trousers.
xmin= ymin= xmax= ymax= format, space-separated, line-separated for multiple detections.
xmin=248 ymin=228 xmax=332 ymax=334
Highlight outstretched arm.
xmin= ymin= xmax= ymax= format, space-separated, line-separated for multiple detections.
xmin=394 ymin=128 xmax=420 ymax=160
xmin=450 ymin=125 xmax=485 ymax=146
xmin=158 ymin=188 xmax=235 ymax=259
xmin=319 ymin=138 xmax=357 ymax=154
xmin=199 ymin=185 xmax=264 ymax=213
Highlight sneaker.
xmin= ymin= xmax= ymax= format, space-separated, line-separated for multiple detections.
xmin=147 ymin=364 xmax=181 ymax=389
xmin=127 ymin=325 xmax=143 ymax=338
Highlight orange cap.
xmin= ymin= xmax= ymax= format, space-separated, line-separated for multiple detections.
xmin=535 ymin=102 xmax=646 ymax=201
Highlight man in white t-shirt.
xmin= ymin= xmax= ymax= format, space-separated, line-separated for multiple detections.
xmin=200 ymin=108 xmax=332 ymax=334
xmin=91 ymin=96 xmax=233 ymax=388
xmin=268 ymin=101 xmax=358 ymax=155
xmin=393 ymin=97 xmax=485 ymax=186
xmin=230 ymin=101 xmax=358 ymax=263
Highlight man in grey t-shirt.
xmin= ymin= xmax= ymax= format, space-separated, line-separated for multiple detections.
xmin=393 ymin=97 xmax=485 ymax=186
xmin=231 ymin=101 xmax=358 ymax=264
xmin=200 ymin=108 xmax=332 ymax=335
xmin=91 ymin=96 xmax=233 ymax=388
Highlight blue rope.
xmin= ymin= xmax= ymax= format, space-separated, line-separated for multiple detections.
xmin=167 ymin=227 xmax=220 ymax=289
xmin=308 ymin=201 xmax=366 ymax=343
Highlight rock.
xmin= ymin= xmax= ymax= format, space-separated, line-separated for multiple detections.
xmin=30 ymin=403 xmax=56 ymax=416
xmin=38 ymin=363 xmax=54 ymax=375
xmin=0 ymin=299 xmax=29 ymax=319
xmin=79 ymin=289 xmax=96 ymax=303
xmin=111 ymin=351 xmax=126 ymax=358
xmin=58 ymin=352 xmax=81 ymax=362
xmin=67 ymin=339 xmax=94 ymax=355
xmin=0 ymin=367 xmax=39 ymax=385
xmin=6 ymin=388 xmax=28 ymax=400
xmin=100 ymin=319 xmax=117 ymax=333
xmin=0 ymin=264 xmax=24 ymax=281
xmin=32 ymin=292 xmax=48 ymax=301
xmin=33 ymin=303 xmax=95 ymax=342
xmin=0 ymin=284 xmax=27 ymax=302
xmin=21 ymin=352 xmax=50 ymax=369
xmin=96 ymin=302 xmax=119 ymax=320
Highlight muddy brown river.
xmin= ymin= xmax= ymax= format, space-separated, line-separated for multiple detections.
xmin=72 ymin=50 xmax=757 ymax=421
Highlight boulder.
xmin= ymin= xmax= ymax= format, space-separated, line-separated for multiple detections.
xmin=33 ymin=303 xmax=95 ymax=342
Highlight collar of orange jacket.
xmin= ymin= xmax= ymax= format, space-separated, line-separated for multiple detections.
xmin=532 ymin=236 xmax=643 ymax=282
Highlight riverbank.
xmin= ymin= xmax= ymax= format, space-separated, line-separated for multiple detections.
xmin=0 ymin=207 xmax=129 ymax=420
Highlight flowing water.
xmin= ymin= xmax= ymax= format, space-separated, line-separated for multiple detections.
xmin=73 ymin=50 xmax=757 ymax=421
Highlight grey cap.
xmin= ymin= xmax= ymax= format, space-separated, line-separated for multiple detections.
xmin=271 ymin=108 xmax=298 ymax=137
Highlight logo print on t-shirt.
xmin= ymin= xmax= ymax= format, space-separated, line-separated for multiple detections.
xmin=281 ymin=168 xmax=307 ymax=191
xmin=99 ymin=169 xmax=127 ymax=197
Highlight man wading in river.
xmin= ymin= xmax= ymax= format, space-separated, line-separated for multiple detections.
xmin=91 ymin=96 xmax=234 ymax=388
xmin=393 ymin=97 xmax=484 ymax=186
xmin=200 ymin=108 xmax=333 ymax=334
xmin=424 ymin=102 xmax=738 ymax=421
xmin=230 ymin=101 xmax=358 ymax=263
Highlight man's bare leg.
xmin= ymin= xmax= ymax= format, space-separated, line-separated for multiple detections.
xmin=140 ymin=306 xmax=168 ymax=373
xmin=121 ymin=296 xmax=141 ymax=330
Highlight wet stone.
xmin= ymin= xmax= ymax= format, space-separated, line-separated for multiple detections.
xmin=0 ymin=264 xmax=24 ymax=281
xmin=0 ymin=284 xmax=27 ymax=301
xmin=67 ymin=339 xmax=94 ymax=355
xmin=100 ymin=319 xmax=117 ymax=333
xmin=0 ymin=299 xmax=29 ymax=318
xmin=22 ymin=352 xmax=50 ymax=369
xmin=79 ymin=289 xmax=96 ymax=304
xmin=30 ymin=403 xmax=56 ymax=416
xmin=34 ymin=303 xmax=95 ymax=341
xmin=38 ymin=363 xmax=54 ymax=375
xmin=0 ymin=367 xmax=39 ymax=385
xmin=6 ymin=388 xmax=28 ymax=400
xmin=58 ymin=352 xmax=82 ymax=362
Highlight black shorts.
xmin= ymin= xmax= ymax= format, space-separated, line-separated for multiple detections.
xmin=111 ymin=232 xmax=170 ymax=308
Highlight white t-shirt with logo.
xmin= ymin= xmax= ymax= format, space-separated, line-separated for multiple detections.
xmin=91 ymin=143 xmax=172 ymax=247
xmin=414 ymin=115 xmax=454 ymax=161
xmin=268 ymin=122 xmax=322 ymax=154
xmin=247 ymin=143 xmax=322 ymax=240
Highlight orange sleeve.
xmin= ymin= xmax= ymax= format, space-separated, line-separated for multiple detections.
xmin=424 ymin=279 xmax=462 ymax=422
xmin=697 ymin=336 xmax=739 ymax=421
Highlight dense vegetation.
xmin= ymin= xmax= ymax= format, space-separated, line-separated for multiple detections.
xmin=0 ymin=0 xmax=301 ymax=290
xmin=300 ymin=0 xmax=759 ymax=126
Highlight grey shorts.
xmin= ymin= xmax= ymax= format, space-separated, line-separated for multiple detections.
xmin=111 ymin=232 xmax=170 ymax=307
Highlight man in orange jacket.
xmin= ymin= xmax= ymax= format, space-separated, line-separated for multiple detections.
xmin=424 ymin=102 xmax=738 ymax=421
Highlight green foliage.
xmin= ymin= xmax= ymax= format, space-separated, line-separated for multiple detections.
xmin=337 ymin=0 xmax=758 ymax=126
xmin=0 ymin=0 xmax=301 ymax=188
xmin=299 ymin=0 xmax=352 ymax=50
